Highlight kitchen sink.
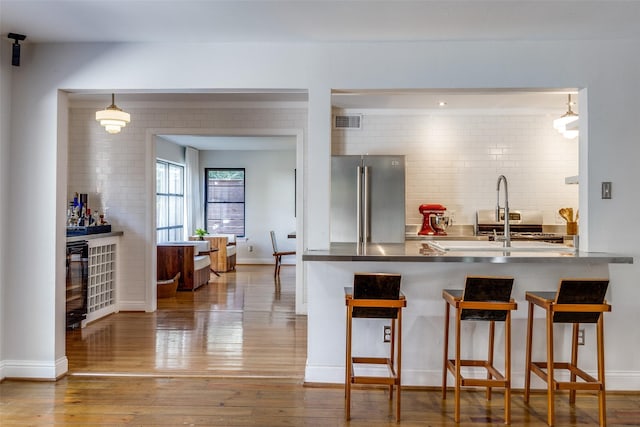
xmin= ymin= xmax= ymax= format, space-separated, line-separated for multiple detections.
xmin=425 ymin=240 xmax=576 ymax=252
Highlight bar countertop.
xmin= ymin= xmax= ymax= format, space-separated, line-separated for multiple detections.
xmin=66 ymin=231 xmax=124 ymax=243
xmin=302 ymin=241 xmax=634 ymax=264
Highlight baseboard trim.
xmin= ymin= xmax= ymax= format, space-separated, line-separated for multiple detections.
xmin=305 ymin=365 xmax=640 ymax=391
xmin=117 ymin=301 xmax=149 ymax=312
xmin=1 ymin=356 xmax=68 ymax=380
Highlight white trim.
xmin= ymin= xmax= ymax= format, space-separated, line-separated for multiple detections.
xmin=146 ymin=131 xmax=157 ymax=312
xmin=1 ymin=357 xmax=68 ymax=380
xmin=118 ymin=301 xmax=151 ymax=312
xmin=305 ymin=366 xmax=640 ymax=390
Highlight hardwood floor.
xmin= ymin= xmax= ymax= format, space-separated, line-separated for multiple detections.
xmin=2 ymin=265 xmax=639 ymax=426
xmin=66 ymin=264 xmax=305 ymax=378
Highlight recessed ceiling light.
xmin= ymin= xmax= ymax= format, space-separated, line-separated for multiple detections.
xmin=438 ymin=101 xmax=447 ymax=107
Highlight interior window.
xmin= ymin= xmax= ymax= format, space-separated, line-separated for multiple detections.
xmin=156 ymin=160 xmax=184 ymax=242
xmin=205 ymin=168 xmax=245 ymax=237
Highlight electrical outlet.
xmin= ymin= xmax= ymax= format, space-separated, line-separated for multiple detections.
xmin=248 ymin=245 xmax=254 ymax=252
xmin=383 ymin=326 xmax=392 ymax=343
xmin=578 ymin=328 xmax=585 ymax=345
xmin=602 ymin=182 xmax=612 ymax=199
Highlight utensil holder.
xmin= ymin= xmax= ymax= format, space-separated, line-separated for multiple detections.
xmin=566 ymin=221 xmax=578 ymax=235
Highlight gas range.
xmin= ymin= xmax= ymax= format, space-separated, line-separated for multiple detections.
xmin=490 ymin=231 xmax=565 ymax=243
xmin=475 ymin=209 xmax=564 ymax=243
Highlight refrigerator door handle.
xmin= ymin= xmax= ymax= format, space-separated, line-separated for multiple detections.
xmin=356 ymin=166 xmax=363 ymax=244
xmin=363 ymin=165 xmax=370 ymax=243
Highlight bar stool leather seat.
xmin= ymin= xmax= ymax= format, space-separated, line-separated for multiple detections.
xmin=442 ymin=276 xmax=517 ymax=424
xmin=344 ymin=272 xmax=406 ymax=421
xmin=524 ymin=279 xmax=611 ymax=426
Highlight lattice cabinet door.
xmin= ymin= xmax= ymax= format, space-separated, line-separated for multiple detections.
xmin=85 ymin=237 xmax=118 ymax=325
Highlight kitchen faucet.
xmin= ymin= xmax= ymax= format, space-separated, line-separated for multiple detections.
xmin=496 ymin=175 xmax=511 ymax=247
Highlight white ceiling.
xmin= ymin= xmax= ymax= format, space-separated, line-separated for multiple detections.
xmin=5 ymin=1 xmax=595 ymax=148
xmin=2 ymin=1 xmax=640 ymax=44
xmin=4 ymin=0 xmax=603 ymax=111
xmin=5 ymin=1 xmax=606 ymax=112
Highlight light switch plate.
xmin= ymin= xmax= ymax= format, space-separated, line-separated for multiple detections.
xmin=602 ymin=182 xmax=612 ymax=199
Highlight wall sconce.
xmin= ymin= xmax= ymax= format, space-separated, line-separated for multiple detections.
xmin=553 ymin=94 xmax=579 ymax=139
xmin=95 ymin=94 xmax=130 ymax=134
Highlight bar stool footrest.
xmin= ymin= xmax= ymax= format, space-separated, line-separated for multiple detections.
xmin=352 ymin=356 xmax=390 ymax=364
xmin=448 ymin=359 xmax=507 ymax=381
xmin=447 ymin=359 xmax=509 ymax=389
xmin=351 ymin=376 xmax=398 ymax=386
xmin=351 ymin=357 xmax=398 ymax=384
xmin=530 ymin=361 xmax=603 ymax=390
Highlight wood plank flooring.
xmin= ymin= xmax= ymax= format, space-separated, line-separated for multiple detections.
xmin=65 ymin=265 xmax=305 ymax=378
xmin=2 ymin=265 xmax=639 ymax=426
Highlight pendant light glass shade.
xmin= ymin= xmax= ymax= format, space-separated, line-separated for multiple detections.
xmin=553 ymin=94 xmax=579 ymax=139
xmin=96 ymin=94 xmax=130 ymax=134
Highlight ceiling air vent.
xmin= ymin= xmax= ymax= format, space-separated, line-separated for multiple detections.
xmin=333 ymin=114 xmax=362 ymax=130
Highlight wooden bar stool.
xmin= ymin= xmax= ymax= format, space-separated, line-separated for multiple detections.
xmin=524 ymin=279 xmax=611 ymax=426
xmin=442 ymin=276 xmax=517 ymax=424
xmin=345 ymin=273 xmax=406 ymax=422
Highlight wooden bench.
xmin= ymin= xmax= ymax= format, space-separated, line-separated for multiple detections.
xmin=157 ymin=242 xmax=211 ymax=291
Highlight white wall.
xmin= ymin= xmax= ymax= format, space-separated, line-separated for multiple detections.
xmin=0 ymin=32 xmax=12 ymax=379
xmin=4 ymin=57 xmax=63 ymax=379
xmin=2 ymin=39 xmax=640 ymax=381
xmin=199 ymin=149 xmax=297 ymax=263
xmin=333 ymin=112 xmax=578 ymax=226
xmin=156 ymin=137 xmax=185 ymax=164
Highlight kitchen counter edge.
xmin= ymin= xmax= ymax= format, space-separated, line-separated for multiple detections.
xmin=67 ymin=231 xmax=124 ymax=242
xmin=302 ymin=242 xmax=633 ymax=264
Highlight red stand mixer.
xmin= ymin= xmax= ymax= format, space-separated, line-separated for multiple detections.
xmin=418 ymin=204 xmax=452 ymax=235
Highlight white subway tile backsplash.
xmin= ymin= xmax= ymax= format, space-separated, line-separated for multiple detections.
xmin=333 ymin=113 xmax=578 ymax=226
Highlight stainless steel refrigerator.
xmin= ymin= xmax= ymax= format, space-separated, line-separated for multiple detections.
xmin=330 ymin=155 xmax=405 ymax=243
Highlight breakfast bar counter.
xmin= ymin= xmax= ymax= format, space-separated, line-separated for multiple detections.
xmin=303 ymin=241 xmax=633 ymax=264
xmin=302 ymin=241 xmax=633 ymax=389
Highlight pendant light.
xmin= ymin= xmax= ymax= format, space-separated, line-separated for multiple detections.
xmin=96 ymin=93 xmax=130 ymax=134
xmin=553 ymin=94 xmax=579 ymax=139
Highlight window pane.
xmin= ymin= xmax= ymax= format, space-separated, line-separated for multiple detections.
xmin=156 ymin=160 xmax=185 ymax=240
xmin=207 ymin=180 xmax=244 ymax=202
xmin=156 ymin=162 xmax=168 ymax=193
xmin=169 ymin=228 xmax=183 ymax=242
xmin=169 ymin=196 xmax=183 ymax=226
xmin=168 ymin=164 xmax=183 ymax=195
xmin=205 ymin=168 xmax=245 ymax=236
xmin=157 ymin=196 xmax=168 ymax=228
